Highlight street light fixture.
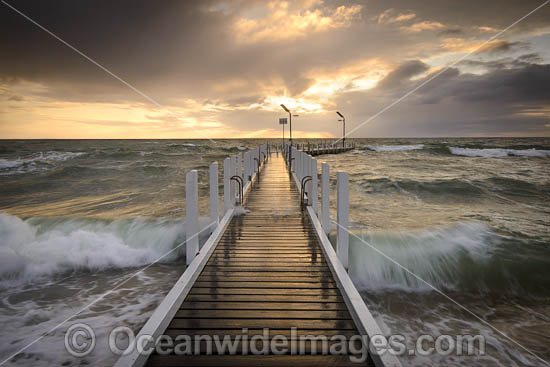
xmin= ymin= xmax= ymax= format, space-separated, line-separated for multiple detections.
xmin=336 ymin=111 xmax=345 ymax=148
xmin=281 ymin=104 xmax=294 ymax=171
xmin=280 ymin=104 xmax=292 ymax=144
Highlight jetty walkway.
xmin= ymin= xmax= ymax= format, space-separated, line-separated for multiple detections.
xmin=115 ymin=146 xmax=401 ymax=367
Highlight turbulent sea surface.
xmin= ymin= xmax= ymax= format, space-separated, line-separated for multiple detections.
xmin=0 ymin=138 xmax=549 ymax=366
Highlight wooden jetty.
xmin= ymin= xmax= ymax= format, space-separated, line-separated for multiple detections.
xmin=115 ymin=144 xmax=401 ymax=367
xmin=291 ymin=141 xmax=355 ymax=156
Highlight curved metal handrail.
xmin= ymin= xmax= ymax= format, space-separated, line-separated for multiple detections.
xmin=230 ymin=175 xmax=244 ymax=205
xmin=300 ymin=176 xmax=312 ymax=207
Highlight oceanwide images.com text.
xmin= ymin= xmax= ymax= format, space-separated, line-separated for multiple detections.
xmin=65 ymin=323 xmax=485 ymax=363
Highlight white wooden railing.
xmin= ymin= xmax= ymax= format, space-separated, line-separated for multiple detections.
xmin=184 ymin=144 xmax=267 ymax=264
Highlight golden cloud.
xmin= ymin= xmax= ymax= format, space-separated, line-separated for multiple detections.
xmin=234 ymin=1 xmax=362 ymax=43
xmin=377 ymin=8 xmax=416 ymax=24
xmin=440 ymin=38 xmax=514 ymax=54
xmin=401 ymin=20 xmax=445 ymax=32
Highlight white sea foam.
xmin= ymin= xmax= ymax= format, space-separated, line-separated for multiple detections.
xmin=0 ymin=213 xmax=213 ymax=287
xmin=0 ymin=151 xmax=86 ymax=175
xmin=348 ymin=222 xmax=497 ymax=292
xmin=366 ymin=144 xmax=425 ymax=152
xmin=450 ymin=147 xmax=550 ymax=157
xmin=0 ymin=159 xmax=23 ymax=169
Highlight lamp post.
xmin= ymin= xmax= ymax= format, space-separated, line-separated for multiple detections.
xmin=279 ymin=117 xmax=285 ymax=147
xmin=336 ymin=111 xmax=345 ymax=148
xmin=281 ymin=104 xmax=294 ymax=171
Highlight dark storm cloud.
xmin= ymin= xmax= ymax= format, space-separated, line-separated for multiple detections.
xmin=0 ymin=0 xmax=239 ymax=102
xmin=377 ymin=60 xmax=429 ymax=90
xmin=338 ymin=60 xmax=550 ymax=136
xmin=459 ymin=52 xmax=544 ymax=71
xmin=439 ymin=28 xmax=464 ymax=36
xmin=359 ymin=0 xmax=550 ymax=33
xmin=479 ymin=40 xmax=529 ymax=54
xmin=441 ymin=64 xmax=550 ymax=104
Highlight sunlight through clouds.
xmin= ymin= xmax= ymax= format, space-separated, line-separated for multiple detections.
xmin=234 ymin=0 xmax=362 ymax=43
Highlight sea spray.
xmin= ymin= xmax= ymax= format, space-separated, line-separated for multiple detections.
xmin=449 ymin=147 xmax=550 ymax=158
xmin=0 ymin=213 xmax=213 ymax=287
xmin=346 ymin=222 xmax=550 ymax=295
xmin=366 ymin=144 xmax=425 ymax=152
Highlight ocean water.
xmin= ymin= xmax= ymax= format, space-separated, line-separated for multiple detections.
xmin=0 ymin=138 xmax=549 ymax=366
xmin=321 ymin=138 xmax=550 ymax=366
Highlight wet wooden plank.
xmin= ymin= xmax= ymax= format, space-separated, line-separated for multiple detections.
xmin=174 ymin=309 xmax=352 ymax=319
xmin=148 ymin=355 xmax=362 ymax=367
xmin=180 ymin=301 xmax=348 ymax=311
xmin=187 ymin=287 xmax=342 ymax=296
xmin=192 ymin=281 xmax=338 ymax=289
xmin=168 ymin=318 xmax=357 ymax=330
xmin=184 ymin=294 xmax=345 ymax=303
xmin=196 ymin=276 xmax=335 ymax=283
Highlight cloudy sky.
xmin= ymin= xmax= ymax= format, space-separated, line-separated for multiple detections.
xmin=1 ymin=0 xmax=549 ymax=138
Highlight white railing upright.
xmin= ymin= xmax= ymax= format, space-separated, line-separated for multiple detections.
xmin=185 ymin=170 xmax=199 ymax=265
xmin=311 ymin=157 xmax=318 ymax=213
xmin=336 ymin=171 xmax=349 ymax=269
xmin=321 ymin=162 xmax=330 ymax=234
xmin=209 ymin=162 xmax=219 ymax=228
xmin=223 ymin=157 xmax=231 ymax=214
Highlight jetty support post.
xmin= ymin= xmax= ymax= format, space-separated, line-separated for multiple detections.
xmin=223 ymin=157 xmax=231 ymax=214
xmin=230 ymin=156 xmax=236 ymax=203
xmin=321 ymin=162 xmax=330 ymax=234
xmin=337 ymin=171 xmax=349 ymax=269
xmin=299 ymin=150 xmax=304 ymax=179
xmin=305 ymin=154 xmax=312 ymax=201
xmin=186 ymin=170 xmax=199 ymax=265
xmin=311 ymin=157 xmax=318 ymax=213
xmin=236 ymin=152 xmax=242 ymax=181
xmin=209 ymin=162 xmax=219 ymax=229
xmin=244 ymin=152 xmax=250 ymax=185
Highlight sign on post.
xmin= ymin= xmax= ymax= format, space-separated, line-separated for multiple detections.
xmin=279 ymin=118 xmax=288 ymax=124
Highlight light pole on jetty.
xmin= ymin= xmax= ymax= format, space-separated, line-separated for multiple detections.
xmin=281 ymin=104 xmax=293 ymax=170
xmin=336 ymin=111 xmax=346 ymax=148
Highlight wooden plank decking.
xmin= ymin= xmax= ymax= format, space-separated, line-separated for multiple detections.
xmin=146 ymin=155 xmax=367 ymax=366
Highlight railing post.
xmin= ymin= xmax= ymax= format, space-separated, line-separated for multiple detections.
xmin=244 ymin=152 xmax=250 ymax=185
xmin=209 ymin=162 xmax=219 ymax=228
xmin=230 ymin=155 xmax=236 ymax=204
xmin=236 ymin=152 xmax=242 ymax=180
xmin=337 ymin=171 xmax=349 ymax=269
xmin=311 ymin=157 xmax=318 ymax=213
xmin=321 ymin=163 xmax=330 ymax=234
xmin=186 ymin=170 xmax=199 ymax=265
xmin=298 ymin=151 xmax=303 ymax=180
xmin=223 ymin=157 xmax=231 ymax=214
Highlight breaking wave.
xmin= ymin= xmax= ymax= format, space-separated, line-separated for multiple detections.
xmin=348 ymin=222 xmax=550 ymax=295
xmin=366 ymin=144 xmax=425 ymax=152
xmin=0 ymin=213 xmax=213 ymax=287
xmin=449 ymin=147 xmax=550 ymax=158
xmin=0 ymin=151 xmax=86 ymax=175
xmin=363 ymin=144 xmax=550 ymax=158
